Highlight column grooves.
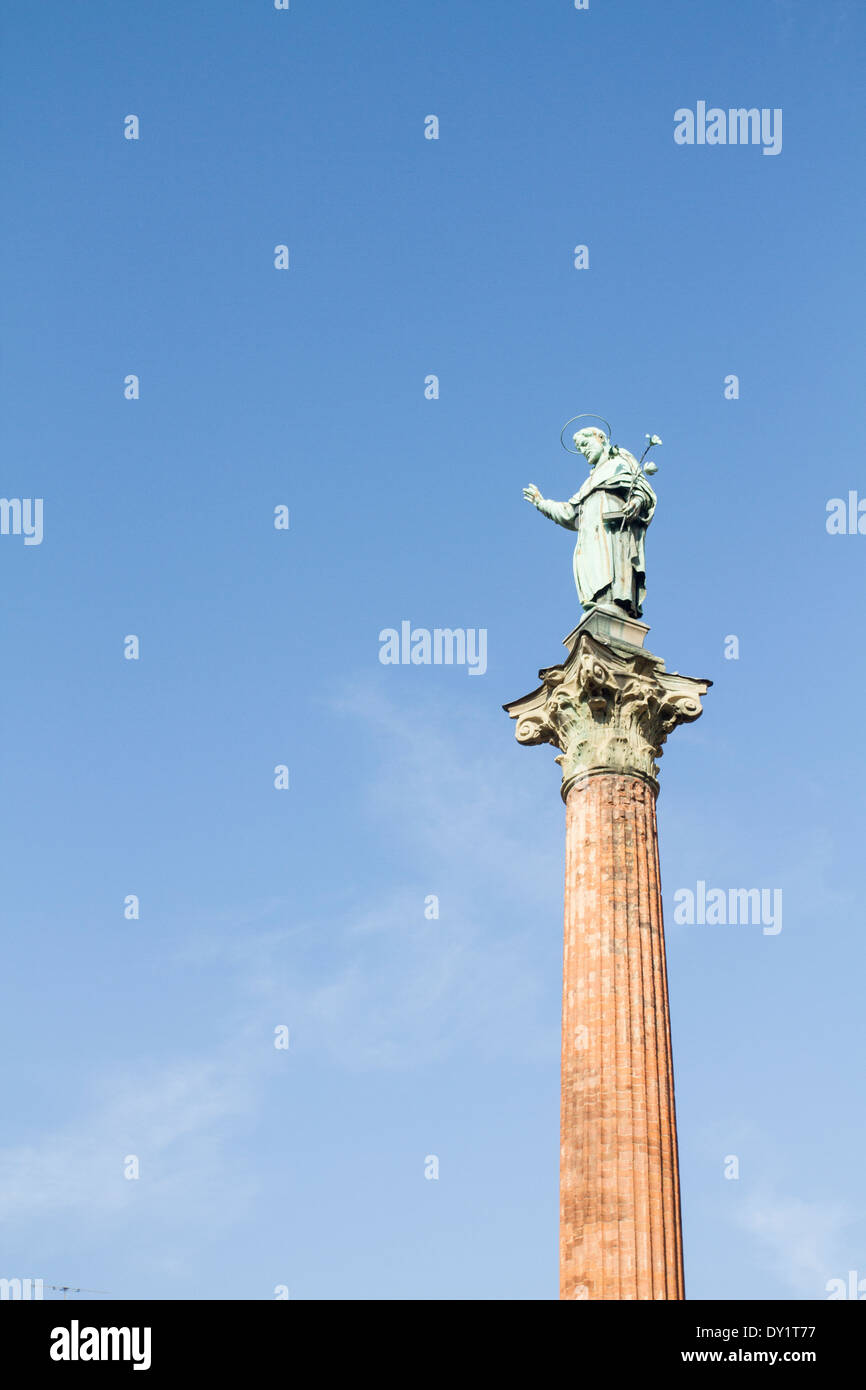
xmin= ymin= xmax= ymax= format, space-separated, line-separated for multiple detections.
xmin=608 ymin=785 xmax=621 ymax=1298
xmin=624 ymin=785 xmax=640 ymax=1299
xmin=644 ymin=781 xmax=666 ymax=1297
xmin=561 ymin=770 xmax=684 ymax=1300
xmin=630 ymin=779 xmax=648 ymax=1299
xmin=652 ymin=792 xmax=684 ymax=1296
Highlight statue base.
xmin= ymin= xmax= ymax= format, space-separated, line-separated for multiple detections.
xmin=570 ymin=606 xmax=649 ymax=652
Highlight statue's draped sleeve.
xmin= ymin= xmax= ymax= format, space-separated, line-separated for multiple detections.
xmin=535 ymin=496 xmax=578 ymax=530
xmin=574 ymin=454 xmax=655 ymax=512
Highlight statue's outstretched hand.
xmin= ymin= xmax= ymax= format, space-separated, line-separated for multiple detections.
xmin=523 ymin=484 xmax=542 ymax=506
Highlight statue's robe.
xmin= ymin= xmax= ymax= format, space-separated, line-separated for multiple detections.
xmin=536 ymin=450 xmax=656 ymax=616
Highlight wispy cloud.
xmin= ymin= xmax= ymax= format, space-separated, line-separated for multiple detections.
xmin=0 ymin=688 xmax=559 ymax=1249
xmin=737 ymin=1189 xmax=860 ymax=1298
xmin=216 ymin=890 xmax=557 ymax=1071
xmin=175 ymin=685 xmax=564 ymax=1070
xmin=0 ymin=1050 xmax=262 ymax=1236
xmin=344 ymin=681 xmax=563 ymax=902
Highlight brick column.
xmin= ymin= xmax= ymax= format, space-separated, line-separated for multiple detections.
xmin=504 ymin=613 xmax=709 ymax=1302
xmin=560 ymin=770 xmax=683 ymax=1300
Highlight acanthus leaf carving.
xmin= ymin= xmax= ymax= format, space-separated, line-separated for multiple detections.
xmin=504 ymin=630 xmax=710 ymax=800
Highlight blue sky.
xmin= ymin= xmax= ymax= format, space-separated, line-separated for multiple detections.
xmin=0 ymin=0 xmax=864 ymax=1299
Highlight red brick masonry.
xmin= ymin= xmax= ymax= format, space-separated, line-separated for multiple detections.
xmin=561 ymin=771 xmax=684 ymax=1300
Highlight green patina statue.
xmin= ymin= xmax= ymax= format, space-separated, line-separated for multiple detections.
xmin=524 ymin=427 xmax=659 ymax=619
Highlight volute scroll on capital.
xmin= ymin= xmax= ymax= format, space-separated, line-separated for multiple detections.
xmin=505 ymin=629 xmax=709 ymax=800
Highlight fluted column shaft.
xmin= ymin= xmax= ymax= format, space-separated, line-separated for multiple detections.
xmin=560 ymin=770 xmax=684 ymax=1301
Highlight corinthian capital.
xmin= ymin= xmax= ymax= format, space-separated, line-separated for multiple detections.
xmin=503 ymin=621 xmax=710 ymax=799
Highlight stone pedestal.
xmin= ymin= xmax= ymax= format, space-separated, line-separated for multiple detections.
xmin=504 ymin=613 xmax=710 ymax=1300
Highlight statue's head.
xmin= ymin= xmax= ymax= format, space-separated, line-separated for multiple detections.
xmin=572 ymin=427 xmax=608 ymax=468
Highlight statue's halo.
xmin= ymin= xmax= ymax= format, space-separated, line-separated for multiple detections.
xmin=560 ymin=414 xmax=613 ymax=454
